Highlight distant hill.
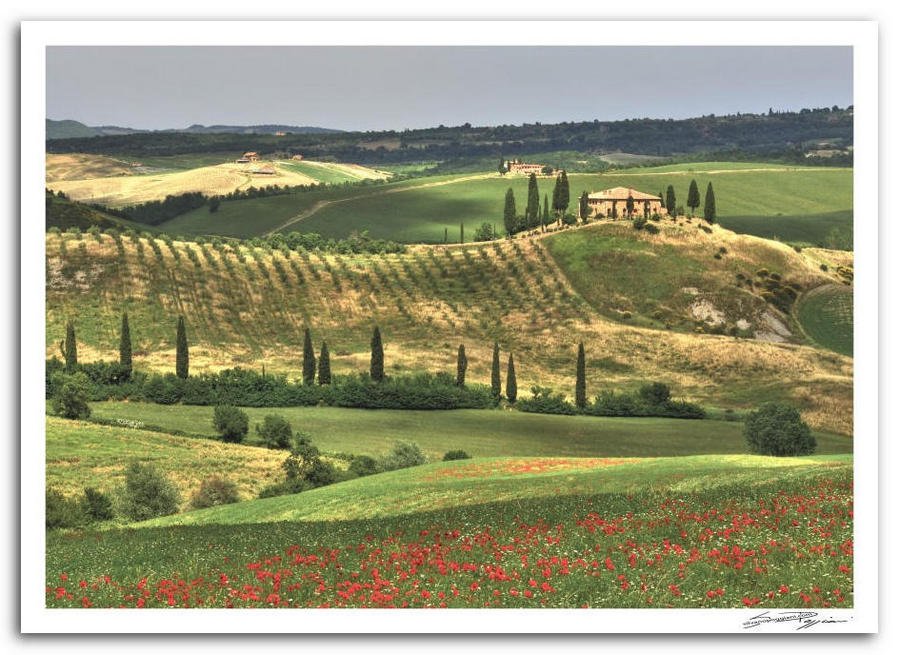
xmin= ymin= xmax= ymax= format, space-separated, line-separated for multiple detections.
xmin=47 ymin=119 xmax=341 ymax=141
xmin=179 ymin=124 xmax=342 ymax=135
xmin=46 ymin=119 xmax=100 ymax=139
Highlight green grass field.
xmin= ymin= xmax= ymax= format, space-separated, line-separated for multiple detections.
xmin=89 ymin=402 xmax=852 ymax=462
xmin=46 ymin=451 xmax=853 ymax=608
xmin=157 ymin=163 xmax=852 ymax=244
xmin=797 ymin=284 xmax=854 ymax=356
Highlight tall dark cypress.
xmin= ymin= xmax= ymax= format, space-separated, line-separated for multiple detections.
xmin=525 ymin=173 xmax=540 ymax=227
xmin=370 ymin=326 xmax=384 ymax=382
xmin=460 ymin=223 xmax=464 ymax=244
xmin=579 ymin=191 xmax=590 ymax=221
xmin=686 ymin=179 xmax=701 ymax=217
xmin=302 ymin=327 xmax=316 ymax=385
xmin=505 ymin=353 xmax=517 ymax=403
xmin=63 ymin=320 xmax=77 ymax=372
xmin=559 ymin=170 xmax=570 ymax=217
xmin=456 ymin=344 xmax=467 ymax=387
xmin=175 ymin=315 xmax=189 ymax=379
xmin=703 ymin=182 xmax=717 ymax=224
xmin=490 ymin=342 xmax=501 ymax=399
xmin=542 ymin=194 xmax=550 ymax=229
xmin=665 ymin=185 xmax=677 ymax=217
xmin=552 ymin=174 xmax=562 ymax=215
xmin=119 ymin=312 xmax=132 ymax=376
xmin=503 ymin=188 xmax=518 ymax=236
xmin=317 ymin=341 xmax=331 ymax=385
xmin=575 ymin=342 xmax=586 ymax=410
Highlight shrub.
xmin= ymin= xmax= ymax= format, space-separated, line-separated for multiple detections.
xmin=116 ymin=462 xmax=181 ymax=521
xmin=190 ymin=476 xmax=240 ymax=509
xmin=348 ymin=455 xmax=379 ymax=477
xmin=213 ymin=405 xmax=249 ymax=443
xmin=443 ymin=450 xmax=472 ymax=461
xmin=81 ymin=487 xmax=114 ymax=521
xmin=256 ymin=414 xmax=293 ymax=449
xmin=744 ymin=403 xmax=816 ymax=456
xmin=46 ymin=488 xmax=84 ymax=529
xmin=517 ymin=386 xmax=576 ymax=415
xmin=644 ymin=223 xmax=659 ymax=234
xmin=379 ymin=441 xmax=427 ymax=471
xmin=638 ymin=382 xmax=671 ymax=406
xmin=142 ymin=374 xmax=183 ymax=404
xmin=820 ymin=263 xmax=829 ymax=272
xmin=50 ymin=372 xmax=92 ymax=419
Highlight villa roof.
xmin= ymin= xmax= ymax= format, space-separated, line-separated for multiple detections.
xmin=587 ymin=187 xmax=661 ymax=201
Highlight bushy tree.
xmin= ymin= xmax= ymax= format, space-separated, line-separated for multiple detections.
xmin=117 ymin=462 xmax=180 ymax=521
xmin=50 ymin=371 xmax=92 ymax=419
xmin=503 ymin=188 xmax=517 ymax=236
xmin=456 ymin=344 xmax=467 ymax=387
xmin=575 ymin=342 xmax=586 ymax=409
xmin=256 ymin=414 xmax=293 ymax=449
xmin=302 ymin=327 xmax=316 ymax=385
xmin=81 ymin=487 xmax=114 ymax=521
xmin=190 ymin=475 xmax=239 ymax=509
xmin=370 ymin=326 xmax=384 ymax=382
xmin=443 ymin=450 xmax=471 ymax=461
xmin=379 ymin=441 xmax=427 ymax=471
xmin=213 ymin=405 xmax=249 ymax=443
xmin=317 ymin=341 xmax=331 ymax=385
xmin=175 ymin=315 xmax=189 ymax=379
xmin=491 ymin=342 xmax=501 ymax=399
xmin=686 ymin=179 xmax=700 ymax=216
xmin=703 ymin=182 xmax=717 ymax=224
xmin=498 ymin=157 xmax=507 ymax=175
xmin=638 ymin=382 xmax=671 ymax=406
xmin=506 ymin=353 xmax=517 ymax=403
xmin=119 ymin=312 xmax=132 ymax=377
xmin=744 ymin=403 xmax=816 ymax=456
xmin=208 ymin=197 xmax=221 ymax=213
xmin=349 ymin=455 xmax=378 ymax=478
xmin=46 ymin=488 xmax=84 ymax=529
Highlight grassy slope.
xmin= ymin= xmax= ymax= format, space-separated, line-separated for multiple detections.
xmin=797 ymin=284 xmax=854 ymax=357
xmin=88 ymin=402 xmax=852 ymax=462
xmin=45 ymin=226 xmax=853 ymax=434
xmin=141 ymin=453 xmax=851 ymax=527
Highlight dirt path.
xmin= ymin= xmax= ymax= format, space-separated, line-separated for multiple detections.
xmin=263 ymin=173 xmax=496 ymax=236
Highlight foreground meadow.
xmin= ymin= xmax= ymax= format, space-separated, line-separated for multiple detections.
xmin=46 ymin=455 xmax=852 ymax=609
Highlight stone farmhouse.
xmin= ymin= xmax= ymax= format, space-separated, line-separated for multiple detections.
xmin=235 ymin=151 xmax=261 ymax=164
xmin=505 ymin=159 xmax=547 ymax=175
xmin=587 ymin=187 xmax=666 ymax=219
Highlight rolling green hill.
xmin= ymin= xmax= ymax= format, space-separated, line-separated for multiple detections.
xmin=45 ymin=223 xmax=853 ymax=433
xmin=797 ymin=284 xmax=854 ymax=356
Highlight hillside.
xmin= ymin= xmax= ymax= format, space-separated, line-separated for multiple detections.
xmin=45 ymin=223 xmax=853 ymax=433
xmin=161 ymin=164 xmax=853 ymax=246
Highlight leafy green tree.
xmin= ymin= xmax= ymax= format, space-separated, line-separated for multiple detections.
xmin=175 ymin=315 xmax=189 ymax=379
xmin=317 ymin=341 xmax=332 ymax=385
xmin=190 ymin=476 xmax=239 ymax=509
xmin=491 ymin=342 xmax=501 ymax=400
xmin=744 ymin=403 xmax=816 ymax=456
xmin=456 ymin=344 xmax=467 ymax=387
xmin=370 ymin=326 xmax=384 ymax=382
xmin=506 ymin=353 xmax=517 ymax=403
xmin=50 ymin=371 xmax=91 ymax=419
xmin=213 ymin=405 xmax=250 ymax=443
xmin=525 ymin=173 xmax=540 ymax=227
xmin=498 ymin=157 xmax=507 ymax=175
xmin=81 ymin=487 xmax=114 ymax=521
xmin=474 ymin=222 xmax=496 ymax=242
xmin=579 ymin=191 xmax=590 ymax=221
xmin=62 ymin=320 xmax=77 ymax=372
xmin=117 ymin=462 xmax=180 ymax=521
xmin=119 ymin=312 xmax=132 ymax=377
xmin=503 ymin=188 xmax=518 ymax=236
xmin=575 ymin=342 xmax=586 ymax=409
xmin=302 ymin=327 xmax=316 ymax=385
xmin=703 ymin=182 xmax=717 ymax=224
xmin=686 ymin=179 xmax=701 ymax=216
xmin=665 ymin=185 xmax=676 ymax=217
xmin=256 ymin=414 xmax=293 ymax=449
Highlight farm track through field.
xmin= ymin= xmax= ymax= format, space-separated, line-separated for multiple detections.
xmin=263 ymin=173 xmax=496 ymax=236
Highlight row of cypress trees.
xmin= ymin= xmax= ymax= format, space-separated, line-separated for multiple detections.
xmin=661 ymin=179 xmax=717 ymax=223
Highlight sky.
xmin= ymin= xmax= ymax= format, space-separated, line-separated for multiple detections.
xmin=46 ymin=46 xmax=852 ymax=132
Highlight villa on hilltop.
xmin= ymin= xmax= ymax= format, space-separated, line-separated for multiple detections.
xmin=235 ymin=151 xmax=261 ymax=163
xmin=505 ymin=159 xmax=547 ymax=175
xmin=587 ymin=187 xmax=666 ymax=219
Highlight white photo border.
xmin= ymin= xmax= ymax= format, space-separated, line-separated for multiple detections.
xmin=20 ymin=19 xmax=878 ymax=634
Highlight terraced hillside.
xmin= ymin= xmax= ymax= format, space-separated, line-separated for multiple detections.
xmin=45 ymin=222 xmax=853 ymax=433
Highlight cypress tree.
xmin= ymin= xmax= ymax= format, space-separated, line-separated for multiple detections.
xmin=456 ymin=344 xmax=467 ymax=387
xmin=491 ymin=342 xmax=501 ymax=399
xmin=575 ymin=342 xmax=586 ymax=410
xmin=444 ymin=227 xmax=448 ymax=244
xmin=119 ymin=312 xmax=132 ymax=376
xmin=665 ymin=185 xmax=676 ymax=217
xmin=503 ymin=188 xmax=518 ymax=236
xmin=559 ymin=170 xmax=570 ymax=217
xmin=302 ymin=327 xmax=316 ymax=385
xmin=579 ymin=191 xmax=590 ymax=221
xmin=542 ymin=194 xmax=550 ymax=228
xmin=460 ymin=223 xmax=464 ymax=244
xmin=552 ymin=174 xmax=562 ymax=215
xmin=370 ymin=326 xmax=384 ymax=382
xmin=686 ymin=179 xmax=701 ymax=217
xmin=498 ymin=157 xmax=506 ymax=175
xmin=175 ymin=315 xmax=189 ymax=379
xmin=703 ymin=182 xmax=717 ymax=224
xmin=63 ymin=320 xmax=77 ymax=372
xmin=525 ymin=173 xmax=540 ymax=227
xmin=505 ymin=353 xmax=517 ymax=403
xmin=626 ymin=194 xmax=635 ymax=218
xmin=317 ymin=341 xmax=331 ymax=385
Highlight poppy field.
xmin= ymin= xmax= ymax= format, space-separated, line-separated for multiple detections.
xmin=46 ymin=462 xmax=852 ymax=609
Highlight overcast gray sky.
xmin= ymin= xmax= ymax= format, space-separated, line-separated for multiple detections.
xmin=46 ymin=46 xmax=852 ymax=131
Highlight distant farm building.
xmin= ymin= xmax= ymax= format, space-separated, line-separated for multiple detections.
xmin=274 ymin=131 xmax=287 ymax=136
xmin=291 ymin=154 xmax=304 ymax=161
xmin=250 ymin=165 xmax=276 ymax=175
xmin=506 ymin=160 xmax=547 ymax=175
xmin=587 ymin=187 xmax=665 ymax=218
xmin=243 ymin=152 xmax=260 ymax=162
